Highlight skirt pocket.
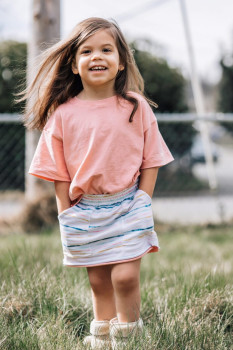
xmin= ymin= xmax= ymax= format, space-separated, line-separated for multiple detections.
xmin=58 ymin=204 xmax=91 ymax=227
xmin=122 ymin=188 xmax=154 ymax=236
xmin=57 ymin=205 xmax=73 ymax=219
xmin=136 ymin=189 xmax=152 ymax=203
xmin=58 ymin=204 xmax=92 ymax=259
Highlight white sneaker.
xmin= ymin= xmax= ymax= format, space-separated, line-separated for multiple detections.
xmin=110 ymin=317 xmax=144 ymax=350
xmin=83 ymin=319 xmax=111 ymax=349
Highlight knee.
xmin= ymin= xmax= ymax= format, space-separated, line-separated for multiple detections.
xmin=112 ymin=271 xmax=139 ymax=294
xmin=88 ymin=272 xmax=112 ymax=295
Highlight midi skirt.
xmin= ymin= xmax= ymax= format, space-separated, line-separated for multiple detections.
xmin=58 ymin=179 xmax=159 ymax=267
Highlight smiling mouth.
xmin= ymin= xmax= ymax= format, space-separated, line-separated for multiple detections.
xmin=89 ymin=66 xmax=107 ymax=71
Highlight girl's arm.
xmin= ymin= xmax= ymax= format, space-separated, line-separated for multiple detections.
xmin=54 ymin=180 xmax=71 ymax=214
xmin=139 ymin=167 xmax=159 ymax=198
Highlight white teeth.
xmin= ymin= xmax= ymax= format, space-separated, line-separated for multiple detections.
xmin=90 ymin=66 xmax=106 ymax=70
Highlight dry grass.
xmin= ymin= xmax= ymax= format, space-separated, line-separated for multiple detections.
xmin=20 ymin=193 xmax=58 ymax=233
xmin=0 ymin=193 xmax=58 ymax=235
xmin=1 ymin=296 xmax=33 ymax=320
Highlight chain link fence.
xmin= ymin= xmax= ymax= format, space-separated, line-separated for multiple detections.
xmin=0 ymin=113 xmax=233 ymax=224
xmin=0 ymin=114 xmax=25 ymax=191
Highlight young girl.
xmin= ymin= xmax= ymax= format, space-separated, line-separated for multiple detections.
xmin=23 ymin=17 xmax=173 ymax=349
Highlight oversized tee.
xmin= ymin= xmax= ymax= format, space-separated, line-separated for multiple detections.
xmin=29 ymin=91 xmax=174 ymax=203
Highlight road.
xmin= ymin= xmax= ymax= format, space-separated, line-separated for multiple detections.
xmin=152 ymin=195 xmax=233 ymax=225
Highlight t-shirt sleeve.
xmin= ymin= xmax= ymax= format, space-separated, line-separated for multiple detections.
xmin=28 ymin=109 xmax=71 ymax=182
xmin=140 ymin=101 xmax=174 ymax=169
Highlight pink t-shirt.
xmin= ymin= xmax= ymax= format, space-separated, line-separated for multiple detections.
xmin=29 ymin=91 xmax=174 ymax=203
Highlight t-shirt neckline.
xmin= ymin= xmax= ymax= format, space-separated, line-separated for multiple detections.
xmin=75 ymin=94 xmax=118 ymax=105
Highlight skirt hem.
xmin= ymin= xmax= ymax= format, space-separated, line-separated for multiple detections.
xmin=63 ymin=245 xmax=159 ymax=268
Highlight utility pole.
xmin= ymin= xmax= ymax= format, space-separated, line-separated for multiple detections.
xmin=179 ymin=0 xmax=217 ymax=190
xmin=26 ymin=0 xmax=61 ymax=199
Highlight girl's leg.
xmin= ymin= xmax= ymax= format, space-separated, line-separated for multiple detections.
xmin=111 ymin=259 xmax=141 ymax=322
xmin=87 ymin=264 xmax=117 ymax=320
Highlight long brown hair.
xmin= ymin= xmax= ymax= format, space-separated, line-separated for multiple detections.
xmin=19 ymin=17 xmax=157 ymax=130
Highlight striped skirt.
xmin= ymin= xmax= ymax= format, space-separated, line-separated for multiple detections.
xmin=58 ymin=179 xmax=159 ymax=267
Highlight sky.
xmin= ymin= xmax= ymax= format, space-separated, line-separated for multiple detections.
xmin=0 ymin=0 xmax=232 ymax=84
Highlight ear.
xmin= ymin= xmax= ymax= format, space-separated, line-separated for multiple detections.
xmin=72 ymin=60 xmax=79 ymax=74
xmin=119 ymin=64 xmax=124 ymax=71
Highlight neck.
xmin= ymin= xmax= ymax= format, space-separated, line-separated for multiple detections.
xmin=78 ymin=84 xmax=116 ymax=101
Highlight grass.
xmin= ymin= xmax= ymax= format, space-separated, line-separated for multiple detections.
xmin=0 ymin=223 xmax=232 ymax=350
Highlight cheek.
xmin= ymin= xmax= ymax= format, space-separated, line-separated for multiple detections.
xmin=110 ymin=55 xmax=120 ymax=67
xmin=77 ymin=57 xmax=88 ymax=68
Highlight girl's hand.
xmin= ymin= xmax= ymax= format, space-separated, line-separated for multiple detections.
xmin=54 ymin=181 xmax=71 ymax=214
xmin=139 ymin=167 xmax=159 ymax=198
xmin=57 ymin=204 xmax=71 ymax=215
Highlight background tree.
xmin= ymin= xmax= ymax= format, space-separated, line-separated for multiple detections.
xmin=0 ymin=40 xmax=27 ymax=113
xmin=218 ymin=54 xmax=233 ymax=133
xmin=132 ymin=41 xmax=196 ymax=158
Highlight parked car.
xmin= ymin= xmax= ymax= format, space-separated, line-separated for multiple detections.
xmin=179 ymin=135 xmax=219 ymax=169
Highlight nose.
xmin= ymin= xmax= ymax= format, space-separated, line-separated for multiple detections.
xmin=91 ymin=50 xmax=103 ymax=61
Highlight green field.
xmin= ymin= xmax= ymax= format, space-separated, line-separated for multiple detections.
xmin=0 ymin=223 xmax=232 ymax=350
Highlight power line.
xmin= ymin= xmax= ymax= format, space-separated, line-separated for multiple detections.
xmin=115 ymin=0 xmax=173 ymax=22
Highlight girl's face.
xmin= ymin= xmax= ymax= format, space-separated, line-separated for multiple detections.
xmin=72 ymin=29 xmax=124 ymax=93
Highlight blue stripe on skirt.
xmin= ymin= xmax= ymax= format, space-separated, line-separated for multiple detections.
xmin=58 ymin=178 xmax=159 ymax=267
